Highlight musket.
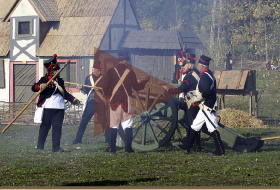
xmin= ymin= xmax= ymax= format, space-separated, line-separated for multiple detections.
xmin=2 ymin=56 xmax=75 ymax=133
xmin=64 ymin=81 xmax=102 ymax=90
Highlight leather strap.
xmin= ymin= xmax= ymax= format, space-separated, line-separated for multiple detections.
xmin=110 ymin=68 xmax=130 ymax=102
xmin=89 ymin=75 xmax=106 ymax=104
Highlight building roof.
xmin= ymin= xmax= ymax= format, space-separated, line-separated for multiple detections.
xmin=0 ymin=0 xmax=17 ymax=56
xmin=29 ymin=0 xmax=60 ymax=22
xmin=36 ymin=0 xmax=120 ymax=57
xmin=120 ymin=30 xmax=206 ymax=50
xmin=0 ymin=0 xmax=121 ymax=57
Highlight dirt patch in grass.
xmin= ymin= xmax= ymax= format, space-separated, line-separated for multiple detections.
xmin=218 ymin=108 xmax=268 ymax=128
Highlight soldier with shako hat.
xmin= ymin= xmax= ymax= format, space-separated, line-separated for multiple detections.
xmin=31 ymin=54 xmax=80 ymax=152
xmin=103 ymin=51 xmax=150 ymax=154
xmin=182 ymin=55 xmax=225 ymax=156
xmin=70 ymin=60 xmax=110 ymax=145
xmin=162 ymin=52 xmax=202 ymax=152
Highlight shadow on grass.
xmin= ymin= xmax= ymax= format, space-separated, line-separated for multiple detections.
xmin=64 ymin=177 xmax=158 ymax=186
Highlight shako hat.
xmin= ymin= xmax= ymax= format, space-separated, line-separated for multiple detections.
xmin=182 ymin=53 xmax=197 ymax=66
xmin=118 ymin=51 xmax=130 ymax=61
xmin=93 ymin=60 xmax=103 ymax=69
xmin=44 ymin=54 xmax=60 ymax=71
xmin=198 ymin=55 xmax=211 ymax=66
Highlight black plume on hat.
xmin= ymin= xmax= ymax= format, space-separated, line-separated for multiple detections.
xmin=198 ymin=55 xmax=211 ymax=66
xmin=118 ymin=51 xmax=130 ymax=61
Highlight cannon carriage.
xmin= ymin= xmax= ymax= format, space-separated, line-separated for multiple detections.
xmin=116 ymin=83 xmax=264 ymax=153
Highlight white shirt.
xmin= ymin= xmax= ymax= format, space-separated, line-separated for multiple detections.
xmin=42 ymin=93 xmax=67 ymax=109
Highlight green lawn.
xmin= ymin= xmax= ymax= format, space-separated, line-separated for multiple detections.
xmin=1 ymin=69 xmax=280 ymax=186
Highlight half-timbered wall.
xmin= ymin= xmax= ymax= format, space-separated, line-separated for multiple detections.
xmin=9 ymin=0 xmax=39 ymax=61
xmin=99 ymin=0 xmax=140 ymax=51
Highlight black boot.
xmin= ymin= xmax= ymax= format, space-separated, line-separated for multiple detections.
xmin=103 ymin=128 xmax=117 ymax=154
xmin=209 ymin=130 xmax=225 ymax=156
xmin=125 ymin=128 xmax=134 ymax=153
xmin=176 ymin=128 xmax=198 ymax=154
xmin=104 ymin=129 xmax=110 ymax=146
xmin=192 ymin=131 xmax=202 ymax=152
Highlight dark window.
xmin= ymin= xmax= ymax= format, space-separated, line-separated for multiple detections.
xmin=59 ymin=62 xmax=77 ymax=88
xmin=0 ymin=59 xmax=4 ymax=88
xmin=18 ymin=21 xmax=30 ymax=35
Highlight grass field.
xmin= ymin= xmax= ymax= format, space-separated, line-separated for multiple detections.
xmin=1 ymin=68 xmax=280 ymax=187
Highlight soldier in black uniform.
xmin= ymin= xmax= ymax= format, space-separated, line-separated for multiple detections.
xmin=103 ymin=51 xmax=150 ymax=154
xmin=32 ymin=54 xmax=80 ymax=152
xmin=70 ymin=61 xmax=109 ymax=145
xmin=183 ymin=55 xmax=225 ymax=156
xmin=162 ymin=53 xmax=202 ymax=152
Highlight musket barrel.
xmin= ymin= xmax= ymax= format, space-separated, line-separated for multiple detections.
xmin=2 ymin=56 xmax=74 ymax=133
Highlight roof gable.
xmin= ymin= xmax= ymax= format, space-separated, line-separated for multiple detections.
xmin=5 ymin=0 xmax=59 ymax=22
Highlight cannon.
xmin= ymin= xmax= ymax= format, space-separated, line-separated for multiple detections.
xmin=117 ymin=83 xmax=264 ymax=152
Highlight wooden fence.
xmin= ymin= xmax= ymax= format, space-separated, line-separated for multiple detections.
xmin=0 ymin=101 xmax=90 ymax=126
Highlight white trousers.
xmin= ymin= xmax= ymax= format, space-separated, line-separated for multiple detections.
xmin=191 ymin=106 xmax=218 ymax=133
xmin=110 ymin=105 xmax=133 ymax=130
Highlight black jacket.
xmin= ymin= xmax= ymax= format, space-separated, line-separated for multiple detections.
xmin=198 ymin=68 xmax=217 ymax=109
xmin=31 ymin=75 xmax=75 ymax=107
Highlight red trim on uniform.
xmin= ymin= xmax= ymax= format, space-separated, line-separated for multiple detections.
xmin=199 ymin=68 xmax=210 ymax=76
xmin=35 ymin=85 xmax=40 ymax=91
xmin=267 ymin=66 xmax=272 ymax=70
xmin=105 ymin=95 xmax=111 ymax=99
xmin=183 ymin=80 xmax=189 ymax=85
xmin=199 ymin=58 xmax=209 ymax=64
xmin=186 ymin=56 xmax=197 ymax=61
xmin=46 ymin=63 xmax=56 ymax=70
xmin=120 ymin=103 xmax=128 ymax=112
xmin=38 ymin=101 xmax=45 ymax=107
xmin=141 ymin=81 xmax=146 ymax=86
xmin=188 ymin=70 xmax=193 ymax=75
xmin=93 ymin=64 xmax=102 ymax=69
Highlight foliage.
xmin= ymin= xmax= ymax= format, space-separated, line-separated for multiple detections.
xmin=130 ymin=0 xmax=280 ymax=67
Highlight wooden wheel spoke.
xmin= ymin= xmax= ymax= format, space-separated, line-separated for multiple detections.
xmin=176 ymin=125 xmax=183 ymax=139
xmin=141 ymin=124 xmax=147 ymax=145
xmin=158 ymin=103 xmax=170 ymax=111
xmin=134 ymin=106 xmax=142 ymax=114
xmin=132 ymin=122 xmax=143 ymax=139
xmin=145 ymin=88 xmax=150 ymax=111
xmin=133 ymin=91 xmax=144 ymax=112
xmin=132 ymin=116 xmax=141 ymax=123
xmin=151 ymin=116 xmax=172 ymax=121
xmin=147 ymin=123 xmax=159 ymax=143
xmin=150 ymin=120 xmax=169 ymax=135
xmin=156 ymin=122 xmax=170 ymax=137
xmin=148 ymin=93 xmax=162 ymax=110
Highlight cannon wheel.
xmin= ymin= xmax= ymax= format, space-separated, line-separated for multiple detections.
xmin=117 ymin=83 xmax=178 ymax=151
